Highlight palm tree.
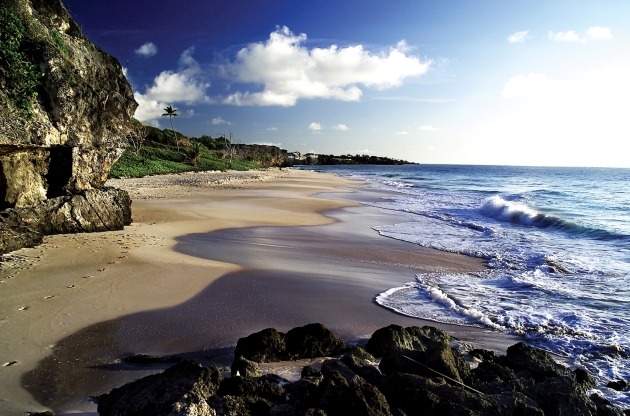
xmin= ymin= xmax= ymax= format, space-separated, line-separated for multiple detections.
xmin=162 ymin=105 xmax=180 ymax=152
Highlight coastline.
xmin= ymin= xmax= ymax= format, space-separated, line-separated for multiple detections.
xmin=1 ymin=169 xmax=520 ymax=415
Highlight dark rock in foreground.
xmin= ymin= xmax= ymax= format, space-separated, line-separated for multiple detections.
xmin=234 ymin=323 xmax=347 ymax=363
xmin=97 ymin=360 xmax=221 ymax=416
xmin=96 ymin=323 xmax=628 ymax=416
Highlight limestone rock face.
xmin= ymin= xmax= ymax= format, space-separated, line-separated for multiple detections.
xmin=0 ymin=0 xmax=136 ymax=253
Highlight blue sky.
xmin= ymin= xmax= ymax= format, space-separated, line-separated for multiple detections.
xmin=63 ymin=0 xmax=630 ymax=167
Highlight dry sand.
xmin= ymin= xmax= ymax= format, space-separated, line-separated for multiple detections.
xmin=0 ymin=169 xmax=520 ymax=415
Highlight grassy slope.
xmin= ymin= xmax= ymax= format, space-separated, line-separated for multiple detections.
xmin=110 ymin=142 xmax=261 ymax=178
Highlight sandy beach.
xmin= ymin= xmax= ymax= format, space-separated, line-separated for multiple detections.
xmin=0 ymin=169 xmax=521 ymax=415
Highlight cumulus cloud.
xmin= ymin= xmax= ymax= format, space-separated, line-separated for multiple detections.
xmin=586 ymin=26 xmax=613 ymax=40
xmin=309 ymin=122 xmax=322 ymax=131
xmin=266 ymin=127 xmax=278 ymax=131
xmin=332 ymin=124 xmax=349 ymax=131
xmin=502 ymin=73 xmax=554 ymax=99
xmin=135 ymin=42 xmax=158 ymax=57
xmin=396 ymin=131 xmax=408 ymax=135
xmin=122 ymin=67 xmax=129 ymax=78
xmin=133 ymin=47 xmax=213 ymax=123
xmin=549 ymin=31 xmax=584 ymax=43
xmin=508 ymin=31 xmax=530 ymax=43
xmin=221 ymin=26 xmax=430 ymax=106
xmin=419 ymin=125 xmax=438 ymax=131
xmin=212 ymin=116 xmax=232 ymax=125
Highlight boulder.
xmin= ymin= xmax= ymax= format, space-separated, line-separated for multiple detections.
xmin=498 ymin=342 xmax=571 ymax=381
xmin=607 ymin=379 xmax=629 ymax=391
xmin=97 ymin=360 xmax=221 ymax=416
xmin=234 ymin=328 xmax=287 ymax=363
xmin=285 ymin=323 xmax=346 ymax=360
xmin=231 ymin=356 xmax=262 ymax=378
xmin=365 ymin=325 xmax=451 ymax=358
xmin=233 ymin=324 xmax=345 ymax=363
xmin=217 ymin=375 xmax=286 ymax=415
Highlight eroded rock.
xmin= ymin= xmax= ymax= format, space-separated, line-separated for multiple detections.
xmin=97 ymin=360 xmax=221 ymax=416
xmin=0 ymin=0 xmax=136 ymax=254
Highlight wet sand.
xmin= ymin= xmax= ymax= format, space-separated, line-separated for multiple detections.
xmin=1 ymin=170 xmax=521 ymax=415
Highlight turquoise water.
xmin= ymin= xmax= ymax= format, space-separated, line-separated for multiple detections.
xmin=307 ymin=164 xmax=630 ymax=406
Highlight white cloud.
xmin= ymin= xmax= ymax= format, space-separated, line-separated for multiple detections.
xmin=122 ymin=67 xmax=129 ymax=78
xmin=548 ymin=31 xmax=584 ymax=43
xmin=357 ymin=149 xmax=374 ymax=153
xmin=586 ymin=26 xmax=613 ymax=40
xmin=212 ymin=116 xmax=232 ymax=125
xmin=309 ymin=122 xmax=322 ymax=131
xmin=501 ymin=73 xmax=554 ymax=99
xmin=332 ymin=124 xmax=349 ymax=131
xmin=133 ymin=47 xmax=214 ymax=123
xmin=266 ymin=127 xmax=278 ymax=131
xmin=419 ymin=125 xmax=438 ymax=131
xmin=260 ymin=142 xmax=282 ymax=146
xmin=135 ymin=42 xmax=158 ymax=57
xmin=508 ymin=31 xmax=530 ymax=43
xmin=396 ymin=131 xmax=408 ymax=135
xmin=221 ymin=26 xmax=430 ymax=106
xmin=182 ymin=109 xmax=195 ymax=118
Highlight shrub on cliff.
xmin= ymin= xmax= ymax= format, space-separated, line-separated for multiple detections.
xmin=0 ymin=5 xmax=44 ymax=118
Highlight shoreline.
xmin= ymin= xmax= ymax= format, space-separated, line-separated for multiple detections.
xmin=1 ymin=169 xmax=520 ymax=415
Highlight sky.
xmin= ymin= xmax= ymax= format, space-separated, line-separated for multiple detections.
xmin=63 ymin=0 xmax=630 ymax=167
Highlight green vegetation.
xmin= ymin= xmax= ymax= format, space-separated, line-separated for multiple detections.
xmin=317 ymin=153 xmax=414 ymax=165
xmin=0 ymin=6 xmax=44 ymax=118
xmin=110 ymin=140 xmax=262 ymax=178
xmin=51 ymin=29 xmax=67 ymax=56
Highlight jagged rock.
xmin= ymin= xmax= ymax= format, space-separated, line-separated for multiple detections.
xmin=285 ymin=324 xmax=346 ymax=360
xmin=0 ymin=187 xmax=131 ymax=253
xmin=365 ymin=324 xmax=451 ymax=358
xmin=91 ymin=326 xmax=629 ymax=416
xmin=607 ymin=379 xmax=629 ymax=391
xmin=0 ymin=0 xmax=136 ymax=254
xmin=320 ymin=359 xmax=357 ymax=383
xmin=231 ymin=356 xmax=262 ymax=378
xmin=207 ymin=395 xmax=250 ymax=416
xmin=523 ymin=375 xmax=597 ymax=416
xmin=234 ymin=324 xmax=345 ymax=363
xmin=470 ymin=360 xmax=534 ymax=394
xmin=234 ymin=328 xmax=287 ymax=363
xmin=301 ymin=366 xmax=323 ymax=381
xmin=469 ymin=349 xmax=497 ymax=362
xmin=497 ymin=342 xmax=572 ymax=381
xmin=344 ymin=346 xmax=376 ymax=363
xmin=97 ymin=360 xmax=221 ymax=416
xmin=590 ymin=394 xmax=626 ymax=416
xmin=218 ymin=375 xmax=286 ymax=415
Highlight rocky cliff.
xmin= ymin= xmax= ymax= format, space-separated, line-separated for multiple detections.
xmin=0 ymin=0 xmax=136 ymax=254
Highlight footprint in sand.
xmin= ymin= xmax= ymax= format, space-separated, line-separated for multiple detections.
xmin=97 ymin=268 xmax=105 ymax=272
xmin=83 ymin=275 xmax=93 ymax=278
xmin=3 ymin=361 xmax=18 ymax=367
xmin=44 ymin=295 xmax=55 ymax=299
xmin=18 ymin=306 xmax=29 ymax=311
xmin=67 ymin=284 xmax=75 ymax=288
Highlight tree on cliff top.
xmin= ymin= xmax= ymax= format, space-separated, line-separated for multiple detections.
xmin=162 ymin=105 xmax=180 ymax=152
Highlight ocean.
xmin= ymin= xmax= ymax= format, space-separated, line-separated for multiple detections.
xmin=305 ymin=164 xmax=630 ymax=406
